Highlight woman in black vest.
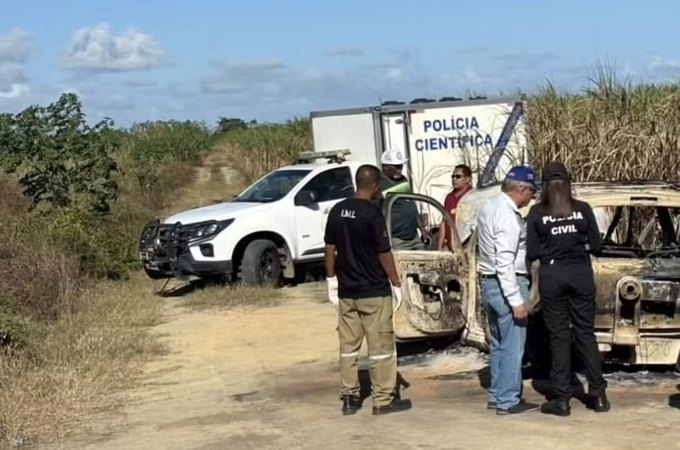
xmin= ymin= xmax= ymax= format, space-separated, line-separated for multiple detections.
xmin=526 ymin=161 xmax=610 ymax=417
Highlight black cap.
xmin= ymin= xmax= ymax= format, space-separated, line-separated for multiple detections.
xmin=542 ymin=161 xmax=571 ymax=182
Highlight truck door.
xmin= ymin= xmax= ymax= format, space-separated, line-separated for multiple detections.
xmin=292 ymin=166 xmax=355 ymax=260
xmin=383 ymin=192 xmax=469 ymax=340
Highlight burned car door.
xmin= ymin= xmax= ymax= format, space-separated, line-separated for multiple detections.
xmin=587 ymin=199 xmax=680 ymax=366
xmin=383 ymin=192 xmax=469 ymax=341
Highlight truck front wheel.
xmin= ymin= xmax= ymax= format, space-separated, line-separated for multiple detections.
xmin=241 ymin=239 xmax=282 ymax=286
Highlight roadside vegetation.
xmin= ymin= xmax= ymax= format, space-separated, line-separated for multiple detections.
xmin=212 ymin=117 xmax=312 ymax=183
xmin=0 ymin=94 xmax=212 ymax=448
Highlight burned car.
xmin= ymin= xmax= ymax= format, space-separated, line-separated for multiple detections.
xmin=385 ymin=182 xmax=680 ymax=368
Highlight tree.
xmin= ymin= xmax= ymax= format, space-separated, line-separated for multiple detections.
xmin=217 ymin=117 xmax=248 ymax=133
xmin=0 ymin=93 xmax=120 ymax=214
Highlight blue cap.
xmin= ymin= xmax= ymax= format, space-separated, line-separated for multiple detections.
xmin=504 ymin=165 xmax=538 ymax=190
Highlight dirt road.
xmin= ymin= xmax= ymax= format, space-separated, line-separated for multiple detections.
xmin=58 ymin=281 xmax=680 ymax=450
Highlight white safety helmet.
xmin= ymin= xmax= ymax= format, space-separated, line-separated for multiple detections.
xmin=380 ymin=149 xmax=408 ymax=165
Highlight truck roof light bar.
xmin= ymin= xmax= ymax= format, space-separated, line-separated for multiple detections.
xmin=295 ymin=149 xmax=352 ymax=164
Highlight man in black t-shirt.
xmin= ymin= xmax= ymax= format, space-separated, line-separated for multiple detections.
xmin=324 ymin=164 xmax=412 ymax=416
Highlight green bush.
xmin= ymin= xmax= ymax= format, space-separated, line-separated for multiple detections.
xmin=39 ymin=209 xmax=136 ymax=280
xmin=0 ymin=302 xmax=29 ymax=350
xmin=0 ymin=93 xmax=120 ymax=215
xmin=0 ymin=96 xmax=215 ymax=283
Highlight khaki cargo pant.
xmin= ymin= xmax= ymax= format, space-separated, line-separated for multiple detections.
xmin=338 ymin=295 xmax=397 ymax=407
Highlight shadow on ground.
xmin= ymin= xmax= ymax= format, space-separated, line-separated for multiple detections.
xmin=670 ymin=385 xmax=680 ymax=409
xmin=155 ymin=282 xmax=201 ymax=298
xmin=357 ymin=369 xmax=411 ymax=403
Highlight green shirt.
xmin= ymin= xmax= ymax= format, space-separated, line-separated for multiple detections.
xmin=379 ymin=176 xmax=419 ymax=240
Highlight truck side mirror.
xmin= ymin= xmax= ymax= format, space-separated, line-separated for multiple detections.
xmin=294 ymin=190 xmax=317 ymax=207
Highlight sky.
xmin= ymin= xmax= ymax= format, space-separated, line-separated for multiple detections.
xmin=0 ymin=0 xmax=678 ymax=128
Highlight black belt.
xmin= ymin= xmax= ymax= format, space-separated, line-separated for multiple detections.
xmin=478 ymin=273 xmax=528 ymax=279
xmin=539 ymin=257 xmax=589 ymax=264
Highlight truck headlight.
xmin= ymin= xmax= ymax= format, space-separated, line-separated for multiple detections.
xmin=190 ymin=219 xmax=234 ymax=241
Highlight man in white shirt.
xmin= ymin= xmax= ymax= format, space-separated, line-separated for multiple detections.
xmin=477 ymin=165 xmax=539 ymax=415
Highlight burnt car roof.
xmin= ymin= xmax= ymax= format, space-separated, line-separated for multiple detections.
xmin=455 ymin=181 xmax=680 ymax=243
xmin=573 ymin=181 xmax=680 ymax=205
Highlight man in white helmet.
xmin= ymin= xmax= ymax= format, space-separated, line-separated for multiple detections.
xmin=378 ymin=150 xmax=429 ymax=250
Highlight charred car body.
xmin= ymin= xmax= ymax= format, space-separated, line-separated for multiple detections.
xmin=385 ymin=182 xmax=680 ymax=368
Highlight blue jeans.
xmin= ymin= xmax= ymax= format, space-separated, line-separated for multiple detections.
xmin=480 ymin=275 xmax=529 ymax=409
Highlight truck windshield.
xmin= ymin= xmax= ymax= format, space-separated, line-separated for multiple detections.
xmin=233 ymin=169 xmax=311 ymax=203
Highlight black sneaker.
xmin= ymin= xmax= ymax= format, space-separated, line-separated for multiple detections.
xmin=588 ymin=393 xmax=611 ymax=413
xmin=496 ymin=401 xmax=539 ymax=415
xmin=492 ymin=398 xmax=528 ymax=412
xmin=341 ymin=395 xmax=362 ymax=415
xmin=372 ymin=398 xmax=412 ymax=415
xmin=540 ymin=399 xmax=571 ymax=417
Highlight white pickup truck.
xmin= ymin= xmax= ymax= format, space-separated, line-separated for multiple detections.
xmin=140 ymin=95 xmax=529 ymax=287
xmin=139 ymin=151 xmax=371 ymax=285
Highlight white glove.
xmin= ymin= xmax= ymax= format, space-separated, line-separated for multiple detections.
xmin=327 ymin=276 xmax=339 ymax=307
xmin=391 ymin=284 xmax=403 ymax=311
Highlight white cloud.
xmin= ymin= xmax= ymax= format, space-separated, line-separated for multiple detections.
xmin=386 ymin=67 xmax=403 ymax=80
xmin=325 ymin=47 xmax=364 ymax=57
xmin=0 ymin=29 xmax=32 ymax=101
xmin=454 ymin=46 xmax=489 ymax=56
xmin=648 ymin=55 xmax=680 ymax=80
xmin=0 ymin=29 xmax=32 ymax=63
xmin=649 ymin=55 xmax=680 ymax=69
xmin=197 ymin=53 xmax=437 ymax=114
xmin=0 ymin=64 xmax=25 ymax=86
xmin=0 ymin=83 xmax=28 ymax=99
xmin=494 ymin=52 xmax=561 ymax=64
xmin=62 ymin=22 xmax=165 ymax=72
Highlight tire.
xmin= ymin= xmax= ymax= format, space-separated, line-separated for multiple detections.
xmin=240 ymin=239 xmax=282 ymax=286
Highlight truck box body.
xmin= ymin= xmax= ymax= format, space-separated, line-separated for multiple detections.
xmin=310 ymin=96 xmax=528 ymax=226
xmin=310 ymin=107 xmax=380 ymax=165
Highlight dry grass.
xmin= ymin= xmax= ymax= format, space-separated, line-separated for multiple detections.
xmin=114 ymin=155 xmax=199 ymax=217
xmin=0 ymin=176 xmax=30 ymax=219
xmin=160 ymin=159 xmax=247 ymax=215
xmin=212 ymin=119 xmax=311 ymax=183
xmin=527 ymin=65 xmax=680 ymax=181
xmin=178 ymin=282 xmax=280 ymax=311
xmin=211 ymin=140 xmax=293 ymax=183
xmin=0 ymin=235 xmax=85 ymax=322
xmin=0 ymin=275 xmax=162 ymax=449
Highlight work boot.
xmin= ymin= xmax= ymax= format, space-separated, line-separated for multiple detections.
xmin=540 ymin=399 xmax=571 ymax=417
xmin=372 ymin=398 xmax=412 ymax=415
xmin=589 ymin=393 xmax=611 ymax=413
xmin=341 ymin=395 xmax=362 ymax=415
